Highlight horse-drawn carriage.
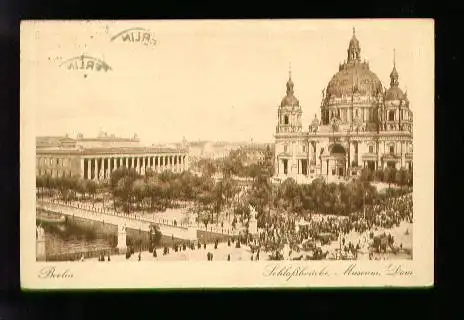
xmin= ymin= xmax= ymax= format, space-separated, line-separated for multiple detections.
xmin=316 ymin=232 xmax=337 ymax=246
xmin=370 ymin=233 xmax=394 ymax=253
xmin=308 ymin=247 xmax=329 ymax=260
xmin=301 ymin=239 xmax=316 ymax=251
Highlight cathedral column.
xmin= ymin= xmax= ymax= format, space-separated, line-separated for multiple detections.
xmin=349 ymin=141 xmax=355 ymax=168
xmin=401 ymin=141 xmax=406 ymax=169
xmin=376 ymin=142 xmax=381 ymax=170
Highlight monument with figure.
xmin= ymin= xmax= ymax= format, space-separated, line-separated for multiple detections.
xmin=248 ymin=205 xmax=258 ymax=235
xmin=117 ymin=224 xmax=127 ymax=254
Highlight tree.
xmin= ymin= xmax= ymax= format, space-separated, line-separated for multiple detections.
xmin=132 ymin=179 xmax=147 ymax=211
xmin=384 ymin=167 xmax=397 ymax=189
xmin=110 ymin=168 xmax=141 ymax=213
xmin=36 ymin=176 xmax=44 ymax=199
xmin=87 ymin=180 xmax=97 ymax=200
xmin=396 ymin=168 xmax=408 ymax=191
xmin=374 ymin=169 xmax=384 ymax=182
xmin=407 ymin=170 xmax=413 ymax=187
xmin=360 ymin=167 xmax=373 ymax=183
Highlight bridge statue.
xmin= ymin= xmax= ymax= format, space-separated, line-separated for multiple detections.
xmin=117 ymin=224 xmax=127 ymax=254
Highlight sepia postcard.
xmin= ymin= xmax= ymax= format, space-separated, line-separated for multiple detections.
xmin=20 ymin=19 xmax=434 ymax=289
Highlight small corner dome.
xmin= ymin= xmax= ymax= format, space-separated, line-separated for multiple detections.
xmin=281 ymin=95 xmax=299 ymax=107
xmin=384 ymin=86 xmax=406 ymax=101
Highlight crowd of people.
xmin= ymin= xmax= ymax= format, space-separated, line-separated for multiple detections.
xmin=255 ymin=193 xmax=413 ymax=259
xmin=89 ymin=193 xmax=412 ymax=261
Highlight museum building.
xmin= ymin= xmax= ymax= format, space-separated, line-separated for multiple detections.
xmin=274 ymin=28 xmax=413 ymax=183
xmin=36 ymin=132 xmax=189 ymax=181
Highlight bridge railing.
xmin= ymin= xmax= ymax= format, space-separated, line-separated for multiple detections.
xmin=38 ymin=199 xmax=244 ymax=236
xmin=38 ymin=199 xmax=192 ymax=229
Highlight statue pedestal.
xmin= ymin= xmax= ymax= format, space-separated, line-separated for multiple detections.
xmin=248 ymin=204 xmax=258 ymax=235
xmin=187 ymin=226 xmax=197 ymax=241
xmin=117 ymin=225 xmax=127 ymax=254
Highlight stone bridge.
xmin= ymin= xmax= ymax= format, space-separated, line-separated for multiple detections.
xmin=36 ymin=200 xmax=198 ymax=241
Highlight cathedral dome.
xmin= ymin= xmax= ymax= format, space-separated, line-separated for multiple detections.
xmin=325 ymin=28 xmax=383 ymax=99
xmin=326 ymin=63 xmax=383 ymax=98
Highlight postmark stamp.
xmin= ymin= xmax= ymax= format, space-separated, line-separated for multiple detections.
xmin=59 ymin=55 xmax=112 ymax=72
xmin=110 ymin=27 xmax=157 ymax=46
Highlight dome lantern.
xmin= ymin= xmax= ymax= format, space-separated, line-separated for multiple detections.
xmin=390 ymin=49 xmax=399 ymax=87
xmin=286 ymin=63 xmax=294 ymax=95
xmin=347 ymin=27 xmax=361 ymax=63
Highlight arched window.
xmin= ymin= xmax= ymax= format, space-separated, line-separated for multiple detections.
xmin=388 ymin=110 xmax=395 ymax=121
xmin=303 ymin=145 xmax=306 ymax=153
xmin=284 ymin=145 xmax=288 ymax=153
xmin=369 ymin=145 xmax=374 ymax=153
xmin=389 ymin=145 xmax=395 ymax=154
xmin=284 ymin=115 xmax=289 ymax=125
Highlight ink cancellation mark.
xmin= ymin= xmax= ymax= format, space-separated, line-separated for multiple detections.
xmin=110 ymin=28 xmax=157 ymax=46
xmin=59 ymin=55 xmax=112 ymax=75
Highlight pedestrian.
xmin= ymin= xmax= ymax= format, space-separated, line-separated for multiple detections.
xmin=138 ymin=252 xmax=141 ymax=261
xmin=153 ymin=248 xmax=157 ymax=258
xmin=204 ymin=243 xmax=206 ymax=249
xmin=227 ymin=254 xmax=230 ymax=261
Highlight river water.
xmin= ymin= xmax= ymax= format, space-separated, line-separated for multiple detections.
xmin=38 ymin=209 xmax=115 ymax=260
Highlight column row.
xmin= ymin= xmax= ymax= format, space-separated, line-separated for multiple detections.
xmin=81 ymin=154 xmax=188 ymax=180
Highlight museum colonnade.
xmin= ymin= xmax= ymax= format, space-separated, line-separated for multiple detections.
xmin=82 ymin=154 xmax=188 ymax=180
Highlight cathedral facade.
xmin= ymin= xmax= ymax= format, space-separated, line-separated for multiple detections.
xmin=273 ymin=29 xmax=413 ymax=183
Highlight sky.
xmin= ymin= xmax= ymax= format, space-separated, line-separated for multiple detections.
xmin=21 ymin=20 xmax=434 ymax=145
